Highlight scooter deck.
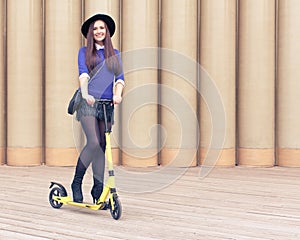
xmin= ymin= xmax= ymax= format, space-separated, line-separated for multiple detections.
xmin=52 ymin=196 xmax=106 ymax=210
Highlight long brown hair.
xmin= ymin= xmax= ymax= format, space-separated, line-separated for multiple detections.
xmin=85 ymin=21 xmax=122 ymax=75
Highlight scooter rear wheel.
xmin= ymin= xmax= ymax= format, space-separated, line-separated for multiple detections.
xmin=49 ymin=187 xmax=65 ymax=209
xmin=109 ymin=195 xmax=122 ymax=220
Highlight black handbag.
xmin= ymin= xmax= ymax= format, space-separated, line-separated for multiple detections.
xmin=67 ymin=89 xmax=82 ymax=115
xmin=67 ymin=62 xmax=104 ymax=115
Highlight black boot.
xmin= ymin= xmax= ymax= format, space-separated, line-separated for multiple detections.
xmin=91 ymin=177 xmax=103 ymax=204
xmin=71 ymin=158 xmax=87 ymax=203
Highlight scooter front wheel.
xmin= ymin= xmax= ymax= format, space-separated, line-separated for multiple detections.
xmin=109 ymin=195 xmax=122 ymax=220
xmin=49 ymin=187 xmax=65 ymax=209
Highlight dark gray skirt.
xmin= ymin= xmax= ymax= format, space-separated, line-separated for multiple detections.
xmin=76 ymin=98 xmax=114 ymax=123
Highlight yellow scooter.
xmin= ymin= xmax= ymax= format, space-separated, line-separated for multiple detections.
xmin=49 ymin=100 xmax=122 ymax=220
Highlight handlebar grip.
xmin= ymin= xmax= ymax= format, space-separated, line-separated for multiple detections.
xmin=95 ymin=99 xmax=113 ymax=104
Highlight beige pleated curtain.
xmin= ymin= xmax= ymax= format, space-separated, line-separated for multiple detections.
xmin=7 ymin=0 xmax=43 ymax=166
xmin=1 ymin=0 xmax=300 ymax=167
xmin=0 ymin=0 xmax=4 ymax=164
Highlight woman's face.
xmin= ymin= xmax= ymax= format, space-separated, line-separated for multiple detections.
xmin=93 ymin=20 xmax=106 ymax=44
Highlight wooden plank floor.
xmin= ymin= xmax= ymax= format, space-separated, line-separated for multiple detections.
xmin=0 ymin=165 xmax=299 ymax=240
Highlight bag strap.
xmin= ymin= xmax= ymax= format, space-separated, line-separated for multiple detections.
xmin=88 ymin=61 xmax=105 ymax=83
xmin=78 ymin=61 xmax=105 ymax=92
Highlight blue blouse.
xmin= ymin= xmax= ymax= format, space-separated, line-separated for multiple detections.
xmin=78 ymin=47 xmax=124 ymax=99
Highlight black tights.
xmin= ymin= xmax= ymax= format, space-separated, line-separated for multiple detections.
xmin=79 ymin=115 xmax=111 ymax=185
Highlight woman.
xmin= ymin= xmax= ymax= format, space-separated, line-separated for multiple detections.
xmin=71 ymin=14 xmax=124 ymax=203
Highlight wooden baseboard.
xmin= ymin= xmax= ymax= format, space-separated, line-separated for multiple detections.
xmin=0 ymin=147 xmax=5 ymax=165
xmin=277 ymin=149 xmax=300 ymax=167
xmin=160 ymin=148 xmax=197 ymax=167
xmin=46 ymin=147 xmax=120 ymax=167
xmin=45 ymin=148 xmax=79 ymax=166
xmin=112 ymin=148 xmax=120 ymax=166
xmin=121 ymin=149 xmax=158 ymax=167
xmin=7 ymin=147 xmax=42 ymax=166
xmin=238 ymin=148 xmax=274 ymax=167
xmin=200 ymin=148 xmax=236 ymax=167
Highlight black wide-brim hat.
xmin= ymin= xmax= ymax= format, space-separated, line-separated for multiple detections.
xmin=81 ymin=14 xmax=116 ymax=38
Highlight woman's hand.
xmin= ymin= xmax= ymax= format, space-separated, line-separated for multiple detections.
xmin=113 ymin=95 xmax=122 ymax=104
xmin=113 ymin=82 xmax=124 ymax=105
xmin=83 ymin=94 xmax=95 ymax=106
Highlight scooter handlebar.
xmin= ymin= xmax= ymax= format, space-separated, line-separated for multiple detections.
xmin=94 ymin=99 xmax=113 ymax=104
